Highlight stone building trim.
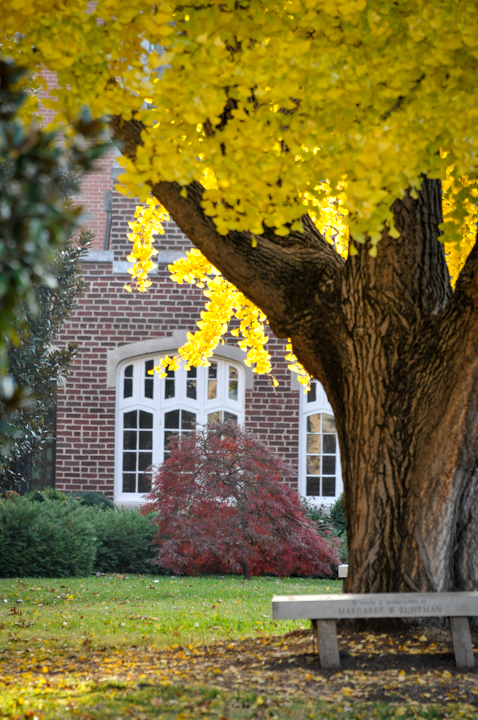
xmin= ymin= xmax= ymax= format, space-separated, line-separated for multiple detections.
xmin=106 ymin=332 xmax=255 ymax=389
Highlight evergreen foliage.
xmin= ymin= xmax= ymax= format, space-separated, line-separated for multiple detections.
xmin=66 ymin=491 xmax=116 ymax=512
xmin=0 ymin=494 xmax=160 ymax=577
xmin=0 ymin=232 xmax=92 ymax=491
xmin=0 ymin=497 xmax=96 ymax=578
xmin=93 ymin=507 xmax=160 ymax=575
xmin=0 ymin=57 xmax=109 ymax=408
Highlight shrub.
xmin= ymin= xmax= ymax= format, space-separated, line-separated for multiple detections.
xmin=0 ymin=497 xmax=96 ymax=577
xmin=144 ymin=421 xmax=339 ymax=579
xmin=302 ymin=496 xmax=348 ymax=565
xmin=67 ymin=491 xmax=115 ymax=511
xmin=92 ymin=507 xmax=160 ymax=574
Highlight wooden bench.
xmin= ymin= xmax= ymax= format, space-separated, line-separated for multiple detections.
xmin=272 ymin=592 xmax=478 ymax=669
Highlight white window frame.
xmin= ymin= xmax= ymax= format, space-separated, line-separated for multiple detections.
xmin=298 ymin=380 xmax=343 ymax=506
xmin=115 ymin=355 xmax=245 ymax=504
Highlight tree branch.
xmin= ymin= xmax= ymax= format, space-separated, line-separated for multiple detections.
xmin=110 ymin=116 xmax=344 ymax=339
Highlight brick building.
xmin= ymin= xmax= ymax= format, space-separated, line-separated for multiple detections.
xmin=47 ymin=149 xmax=342 ymax=507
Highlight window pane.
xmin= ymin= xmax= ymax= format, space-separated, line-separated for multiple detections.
xmin=182 ymin=410 xmax=196 ymax=430
xmin=165 ymin=368 xmax=175 ymax=399
xmin=307 ymin=382 xmax=317 ymax=403
xmin=323 ymin=434 xmax=336 ymax=453
xmin=224 ymin=411 xmax=237 ymax=423
xmin=144 ymin=360 xmax=154 ymax=399
xmin=138 ymin=452 xmax=153 ymax=472
xmin=229 ymin=381 xmax=238 ymax=401
xmin=125 ymin=365 xmax=133 ymax=378
xmin=164 ymin=430 xmax=177 ymax=449
xmin=123 ymin=453 xmax=137 ymax=472
xmin=138 ymin=473 xmax=151 ymax=494
xmin=208 ymin=363 xmax=217 ymax=378
xmin=124 ymin=410 xmax=137 ymax=429
xmin=323 ymin=456 xmax=336 ymax=474
xmin=187 ymin=367 xmax=197 ymax=400
xmin=123 ymin=431 xmax=137 ymax=450
xmin=307 ymin=456 xmax=321 ymax=475
xmin=322 ymin=477 xmax=336 ymax=497
xmin=165 ymin=410 xmax=180 ymax=429
xmin=124 ymin=365 xmax=133 ymax=398
xmin=208 ymin=380 xmax=217 ymax=400
xmin=306 ymin=477 xmax=321 ymax=496
xmin=307 ymin=414 xmax=321 ymax=433
xmin=208 ymin=362 xmax=217 ymax=399
xmin=144 ymin=379 xmax=153 ymax=399
xmin=322 ymin=414 xmax=336 ymax=433
xmin=139 ymin=431 xmax=153 ymax=450
xmin=122 ymin=474 xmax=136 ymax=493
xmin=139 ymin=411 xmax=153 ymax=429
xmin=307 ymin=434 xmax=321 ymax=453
xmin=208 ymin=411 xmax=222 ymax=425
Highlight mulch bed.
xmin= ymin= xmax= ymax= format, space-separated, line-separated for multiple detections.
xmin=2 ymin=627 xmax=478 ymax=707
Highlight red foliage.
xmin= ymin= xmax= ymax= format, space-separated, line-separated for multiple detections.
xmin=143 ymin=421 xmax=339 ymax=578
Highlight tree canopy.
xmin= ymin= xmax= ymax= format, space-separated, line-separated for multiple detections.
xmin=3 ymin=0 xmax=478 ymax=378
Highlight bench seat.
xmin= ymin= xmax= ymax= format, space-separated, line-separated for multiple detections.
xmin=272 ymin=592 xmax=478 ymax=669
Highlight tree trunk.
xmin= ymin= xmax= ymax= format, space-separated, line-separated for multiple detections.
xmin=111 ymin=117 xmax=478 ymax=594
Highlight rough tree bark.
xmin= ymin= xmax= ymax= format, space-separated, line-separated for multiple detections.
xmin=112 ymin=117 xmax=478 ymax=594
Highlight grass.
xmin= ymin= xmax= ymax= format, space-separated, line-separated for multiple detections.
xmin=0 ymin=574 xmax=342 ymax=649
xmin=1 ymin=575 xmax=476 ymax=720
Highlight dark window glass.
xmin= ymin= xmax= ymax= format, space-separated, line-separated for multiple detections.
xmin=138 ymin=473 xmax=152 ymax=494
xmin=144 ymin=359 xmax=154 ymax=399
xmin=307 ymin=381 xmax=317 ymax=403
xmin=123 ymin=453 xmax=137 ymax=472
xmin=322 ymin=456 xmax=336 ymax=474
xmin=139 ymin=431 xmax=153 ymax=450
xmin=322 ymin=477 xmax=336 ymax=497
xmin=164 ymin=430 xmax=177 ymax=447
xmin=122 ymin=474 xmax=136 ymax=493
xmin=124 ymin=364 xmax=133 ymax=398
xmin=123 ymin=431 xmax=137 ymax=450
xmin=182 ymin=410 xmax=196 ymax=430
xmin=187 ymin=367 xmax=197 ymax=400
xmin=208 ymin=362 xmax=217 ymax=399
xmin=140 ymin=410 xmax=153 ymax=429
xmin=306 ymin=477 xmax=321 ymax=496
xmin=307 ymin=414 xmax=321 ymax=433
xmin=122 ymin=410 xmax=153 ymax=494
xmin=165 ymin=409 xmax=180 ymax=429
xmin=138 ymin=452 xmax=153 ymax=472
xmin=224 ymin=411 xmax=237 ymax=423
xmin=165 ymin=368 xmax=175 ymax=399
xmin=124 ymin=411 xmax=137 ymax=429
xmin=229 ymin=366 xmax=238 ymax=401
xmin=323 ymin=434 xmax=336 ymax=453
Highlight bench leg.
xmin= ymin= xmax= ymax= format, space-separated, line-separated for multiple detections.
xmin=311 ymin=619 xmax=341 ymax=669
xmin=449 ymin=617 xmax=475 ymax=669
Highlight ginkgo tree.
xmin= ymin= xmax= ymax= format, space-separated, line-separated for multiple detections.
xmin=4 ymin=0 xmax=478 ymax=595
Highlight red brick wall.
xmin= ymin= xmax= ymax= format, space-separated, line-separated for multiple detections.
xmin=38 ymin=70 xmax=115 ymax=249
xmin=55 ymin=207 xmax=300 ymax=497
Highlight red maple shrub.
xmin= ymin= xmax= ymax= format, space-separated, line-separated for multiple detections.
xmin=143 ymin=421 xmax=339 ymax=578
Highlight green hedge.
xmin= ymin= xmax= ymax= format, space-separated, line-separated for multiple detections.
xmin=0 ymin=494 xmax=161 ymax=577
xmin=0 ymin=498 xmax=96 ymax=577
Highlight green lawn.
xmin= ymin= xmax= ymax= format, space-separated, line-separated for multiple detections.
xmin=0 ymin=574 xmax=342 ymax=649
xmin=1 ymin=575 xmax=476 ymax=720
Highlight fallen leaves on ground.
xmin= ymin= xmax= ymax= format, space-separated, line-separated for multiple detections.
xmin=1 ymin=627 xmax=478 ymax=718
